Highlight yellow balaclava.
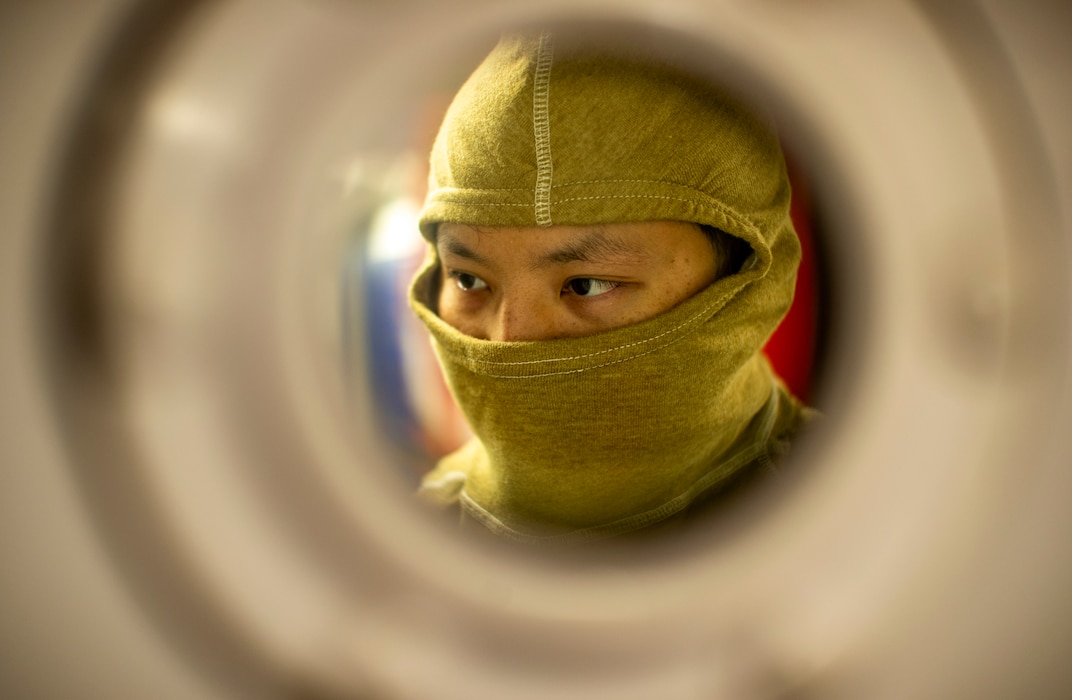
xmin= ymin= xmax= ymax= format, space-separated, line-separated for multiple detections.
xmin=409 ymin=32 xmax=804 ymax=544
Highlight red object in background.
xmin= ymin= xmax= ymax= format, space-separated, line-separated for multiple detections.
xmin=763 ymin=157 xmax=820 ymax=403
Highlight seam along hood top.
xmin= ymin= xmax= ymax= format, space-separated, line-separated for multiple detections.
xmin=408 ymin=32 xmax=805 ymax=544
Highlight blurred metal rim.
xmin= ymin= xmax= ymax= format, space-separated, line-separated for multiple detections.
xmin=37 ymin=2 xmax=286 ymax=697
xmin=34 ymin=0 xmax=1071 ymax=698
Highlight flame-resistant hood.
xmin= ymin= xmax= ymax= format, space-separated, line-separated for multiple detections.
xmin=409 ymin=32 xmax=804 ymax=542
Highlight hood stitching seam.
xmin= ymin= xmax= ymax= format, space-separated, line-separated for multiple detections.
xmin=532 ymin=31 xmax=554 ymax=226
xmin=469 ymin=333 xmax=700 ymax=379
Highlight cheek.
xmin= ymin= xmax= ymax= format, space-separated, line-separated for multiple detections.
xmin=436 ymin=287 xmax=485 ymax=337
xmin=435 ymin=282 xmax=450 ymax=318
xmin=436 ymin=287 xmax=463 ymax=328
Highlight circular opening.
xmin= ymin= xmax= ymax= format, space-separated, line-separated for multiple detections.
xmin=34 ymin=1 xmax=1071 ymax=698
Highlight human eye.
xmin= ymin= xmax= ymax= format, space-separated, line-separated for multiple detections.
xmin=564 ymin=278 xmax=620 ymax=297
xmin=446 ymin=270 xmax=489 ymax=292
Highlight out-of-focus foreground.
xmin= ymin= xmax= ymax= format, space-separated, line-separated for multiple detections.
xmin=1 ymin=1 xmax=1070 ymax=699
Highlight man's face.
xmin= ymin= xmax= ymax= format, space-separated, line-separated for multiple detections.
xmin=435 ymin=220 xmax=719 ymax=341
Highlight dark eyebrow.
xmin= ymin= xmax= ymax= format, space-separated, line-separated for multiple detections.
xmin=437 ymin=226 xmax=653 ymax=270
xmin=535 ymin=228 xmax=652 ymax=268
xmin=438 ymin=233 xmax=490 ymax=267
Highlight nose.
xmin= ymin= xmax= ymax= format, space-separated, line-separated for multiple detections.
xmin=490 ymin=295 xmax=557 ymax=342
